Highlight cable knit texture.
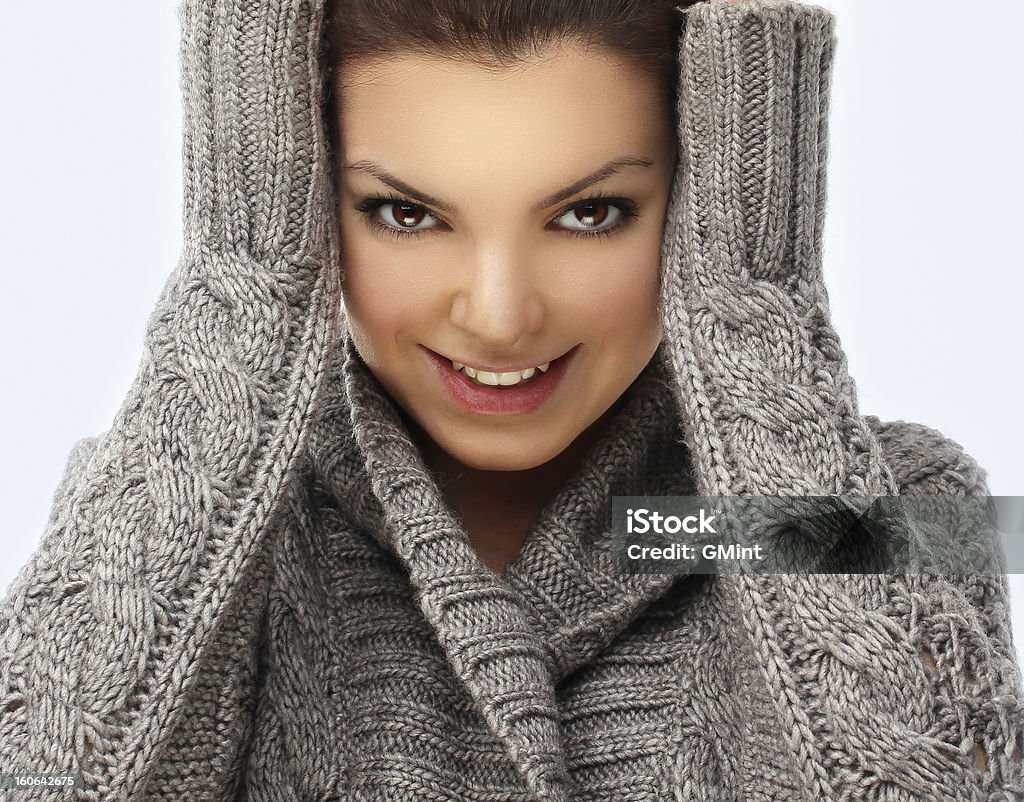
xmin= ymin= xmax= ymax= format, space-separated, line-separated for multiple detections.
xmin=1 ymin=0 xmax=1021 ymax=800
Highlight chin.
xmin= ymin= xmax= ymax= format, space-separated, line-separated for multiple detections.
xmin=444 ymin=436 xmax=568 ymax=473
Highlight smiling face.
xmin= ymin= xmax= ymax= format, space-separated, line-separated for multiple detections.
xmin=335 ymin=41 xmax=677 ymax=472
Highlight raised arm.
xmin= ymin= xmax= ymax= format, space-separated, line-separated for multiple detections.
xmin=0 ymin=0 xmax=340 ymax=797
xmin=659 ymin=0 xmax=1023 ymax=795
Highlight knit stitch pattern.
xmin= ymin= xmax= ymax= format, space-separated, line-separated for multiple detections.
xmin=0 ymin=0 xmax=1021 ymax=799
xmin=0 ymin=0 xmax=341 ymax=796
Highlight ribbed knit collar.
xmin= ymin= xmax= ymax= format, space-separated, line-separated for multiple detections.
xmin=305 ymin=329 xmax=697 ymax=798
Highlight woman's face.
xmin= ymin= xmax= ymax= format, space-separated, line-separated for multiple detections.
xmin=336 ymin=42 xmax=677 ymax=472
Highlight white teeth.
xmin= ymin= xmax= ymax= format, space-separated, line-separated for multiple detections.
xmin=450 ymin=359 xmax=550 ymax=387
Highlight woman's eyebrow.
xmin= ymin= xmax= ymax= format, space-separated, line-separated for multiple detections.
xmin=343 ymin=157 xmax=655 ymax=215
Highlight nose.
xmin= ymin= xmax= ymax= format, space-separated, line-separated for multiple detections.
xmin=449 ymin=247 xmax=545 ymax=350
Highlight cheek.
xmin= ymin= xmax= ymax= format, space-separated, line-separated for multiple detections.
xmin=341 ymin=240 xmax=435 ymax=344
xmin=569 ymin=250 xmax=661 ymax=332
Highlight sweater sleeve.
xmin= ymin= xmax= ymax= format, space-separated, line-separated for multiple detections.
xmin=868 ymin=417 xmax=1024 ymax=782
xmin=0 ymin=1 xmax=340 ymax=798
xmin=660 ymin=0 xmax=901 ymax=498
xmin=664 ymin=1 xmax=1023 ymax=796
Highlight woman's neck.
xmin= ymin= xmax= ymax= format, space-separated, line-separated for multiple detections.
xmin=403 ymin=401 xmax=623 ymax=575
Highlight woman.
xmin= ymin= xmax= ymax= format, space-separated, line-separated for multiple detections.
xmin=1 ymin=0 xmax=1021 ymax=798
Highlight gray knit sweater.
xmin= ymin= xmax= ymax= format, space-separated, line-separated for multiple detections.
xmin=1 ymin=0 xmax=1021 ymax=799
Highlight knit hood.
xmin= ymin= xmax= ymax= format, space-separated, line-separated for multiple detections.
xmin=1 ymin=0 xmax=1021 ymax=799
xmin=309 ymin=1 xmax=896 ymax=785
xmin=298 ymin=1 xmax=879 ymax=789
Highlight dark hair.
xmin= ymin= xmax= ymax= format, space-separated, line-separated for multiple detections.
xmin=322 ymin=0 xmax=703 ymax=152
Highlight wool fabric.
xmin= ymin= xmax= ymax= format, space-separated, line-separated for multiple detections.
xmin=1 ymin=0 xmax=1022 ymax=799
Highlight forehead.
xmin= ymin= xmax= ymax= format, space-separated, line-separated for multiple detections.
xmin=335 ymin=43 xmax=673 ymax=171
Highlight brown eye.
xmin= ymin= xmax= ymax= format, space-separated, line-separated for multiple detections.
xmin=554 ymin=200 xmax=623 ymax=234
xmin=575 ymin=202 xmax=609 ymax=227
xmin=377 ymin=201 xmax=439 ymax=232
xmin=394 ymin=203 xmax=426 ymax=227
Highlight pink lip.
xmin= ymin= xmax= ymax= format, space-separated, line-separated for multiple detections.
xmin=424 ymin=345 xmax=578 ymax=416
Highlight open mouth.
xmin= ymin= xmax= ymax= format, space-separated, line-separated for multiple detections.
xmin=451 ymin=355 xmax=557 ymax=389
xmin=424 ymin=344 xmax=580 ymax=416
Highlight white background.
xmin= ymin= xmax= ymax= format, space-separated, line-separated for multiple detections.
xmin=1 ymin=1 xmax=1022 ymax=666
